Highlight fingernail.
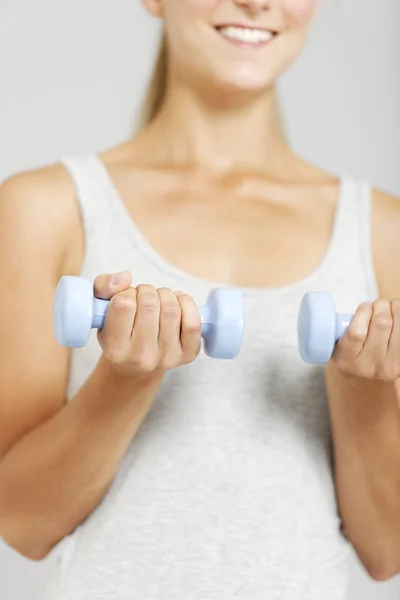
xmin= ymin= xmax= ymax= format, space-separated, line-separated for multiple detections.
xmin=111 ymin=272 xmax=126 ymax=286
xmin=175 ymin=290 xmax=186 ymax=296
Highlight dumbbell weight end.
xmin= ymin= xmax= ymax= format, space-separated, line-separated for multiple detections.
xmin=298 ymin=291 xmax=353 ymax=364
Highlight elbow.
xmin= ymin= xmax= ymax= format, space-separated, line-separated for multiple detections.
xmin=15 ymin=544 xmax=52 ymax=563
xmin=0 ymin=491 xmax=61 ymax=562
xmin=1 ymin=530 xmax=55 ymax=562
xmin=343 ymin=512 xmax=400 ymax=582
xmin=0 ymin=511 xmax=58 ymax=562
xmin=365 ymin=559 xmax=400 ymax=583
xmin=356 ymin=541 xmax=400 ymax=582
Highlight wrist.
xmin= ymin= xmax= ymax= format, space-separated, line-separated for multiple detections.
xmin=328 ymin=360 xmax=397 ymax=389
xmin=70 ymin=356 xmax=164 ymax=426
xmin=96 ymin=354 xmax=165 ymax=389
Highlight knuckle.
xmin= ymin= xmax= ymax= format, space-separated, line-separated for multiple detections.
xmin=374 ymin=314 xmax=392 ymax=330
xmin=104 ymin=345 xmax=126 ymax=365
xmin=346 ymin=327 xmax=366 ymax=343
xmin=393 ymin=359 xmax=400 ymax=375
xmin=185 ymin=320 xmax=202 ymax=335
xmin=333 ymin=356 xmax=357 ymax=374
xmin=380 ymin=363 xmax=400 ymax=382
xmin=391 ymin=298 xmax=400 ymax=314
xmin=131 ymin=353 xmax=158 ymax=373
xmin=362 ymin=363 xmax=377 ymax=379
xmin=110 ymin=292 xmax=135 ymax=312
xmin=161 ymin=303 xmax=181 ymax=320
xmin=333 ymin=355 xmax=348 ymax=372
xmin=380 ymin=369 xmax=393 ymax=383
xmin=140 ymin=300 xmax=160 ymax=315
xmin=138 ymin=292 xmax=159 ymax=314
xmin=141 ymin=302 xmax=159 ymax=315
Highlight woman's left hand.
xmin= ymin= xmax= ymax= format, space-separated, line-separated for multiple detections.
xmin=332 ymin=299 xmax=400 ymax=381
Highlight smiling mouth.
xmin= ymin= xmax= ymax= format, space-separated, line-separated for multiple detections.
xmin=215 ymin=25 xmax=277 ymax=46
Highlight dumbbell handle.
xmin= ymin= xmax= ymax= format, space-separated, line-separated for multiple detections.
xmin=335 ymin=313 xmax=353 ymax=342
xmin=91 ymin=297 xmax=213 ymax=334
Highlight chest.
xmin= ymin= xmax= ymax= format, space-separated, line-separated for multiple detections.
xmin=122 ymin=181 xmax=338 ymax=288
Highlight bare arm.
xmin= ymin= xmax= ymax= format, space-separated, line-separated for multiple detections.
xmin=0 ymin=354 xmax=163 ymax=560
xmin=326 ymin=189 xmax=400 ymax=581
xmin=0 ymin=170 xmax=201 ymax=560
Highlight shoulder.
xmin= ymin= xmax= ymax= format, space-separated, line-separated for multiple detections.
xmin=372 ymin=187 xmax=400 ymax=221
xmin=0 ymin=163 xmax=74 ymax=212
xmin=371 ymin=187 xmax=400 ymax=299
xmin=0 ymin=163 xmax=83 ymax=276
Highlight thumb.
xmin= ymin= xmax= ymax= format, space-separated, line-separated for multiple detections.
xmin=94 ymin=271 xmax=132 ymax=300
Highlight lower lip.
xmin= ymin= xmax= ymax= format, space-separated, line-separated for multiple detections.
xmin=216 ymin=30 xmax=276 ymax=49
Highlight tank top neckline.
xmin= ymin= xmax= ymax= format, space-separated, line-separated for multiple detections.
xmin=88 ymin=153 xmax=353 ymax=297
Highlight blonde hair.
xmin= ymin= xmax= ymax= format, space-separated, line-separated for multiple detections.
xmin=138 ymin=33 xmax=168 ymax=130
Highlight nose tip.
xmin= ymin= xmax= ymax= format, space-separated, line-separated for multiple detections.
xmin=234 ymin=0 xmax=270 ymax=10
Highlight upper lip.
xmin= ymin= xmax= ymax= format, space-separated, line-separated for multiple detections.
xmin=215 ymin=24 xmax=278 ymax=33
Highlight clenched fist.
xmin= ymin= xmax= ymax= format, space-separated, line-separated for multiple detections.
xmin=332 ymin=299 xmax=400 ymax=382
xmin=94 ymin=271 xmax=203 ymax=375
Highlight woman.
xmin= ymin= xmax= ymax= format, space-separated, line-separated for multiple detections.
xmin=1 ymin=0 xmax=400 ymax=598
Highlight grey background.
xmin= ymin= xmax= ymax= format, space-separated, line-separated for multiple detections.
xmin=0 ymin=1 xmax=399 ymax=599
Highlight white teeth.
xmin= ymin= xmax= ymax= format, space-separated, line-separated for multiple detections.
xmin=218 ymin=26 xmax=273 ymax=44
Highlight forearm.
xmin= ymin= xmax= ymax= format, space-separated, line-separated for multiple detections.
xmin=0 ymin=356 xmax=163 ymax=560
xmin=326 ymin=362 xmax=400 ymax=578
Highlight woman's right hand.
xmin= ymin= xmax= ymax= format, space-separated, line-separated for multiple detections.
xmin=94 ymin=271 xmax=203 ymax=376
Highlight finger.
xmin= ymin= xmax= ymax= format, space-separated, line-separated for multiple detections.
xmin=157 ymin=288 xmax=182 ymax=360
xmin=386 ymin=298 xmax=400 ymax=362
xmin=176 ymin=292 xmax=202 ymax=361
xmin=98 ymin=287 xmax=137 ymax=359
xmin=362 ymin=299 xmax=392 ymax=363
xmin=94 ymin=271 xmax=132 ymax=300
xmin=131 ymin=285 xmax=161 ymax=354
xmin=335 ymin=302 xmax=372 ymax=360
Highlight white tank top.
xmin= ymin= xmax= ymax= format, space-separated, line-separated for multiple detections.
xmin=43 ymin=154 xmax=378 ymax=600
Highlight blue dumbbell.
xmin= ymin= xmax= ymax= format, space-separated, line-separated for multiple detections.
xmin=298 ymin=291 xmax=353 ymax=363
xmin=54 ymin=276 xmax=245 ymax=359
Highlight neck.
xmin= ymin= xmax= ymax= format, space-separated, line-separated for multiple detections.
xmin=136 ymin=77 xmax=293 ymax=176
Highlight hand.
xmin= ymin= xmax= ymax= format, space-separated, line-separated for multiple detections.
xmin=331 ymin=299 xmax=400 ymax=381
xmin=93 ymin=271 xmax=202 ymax=376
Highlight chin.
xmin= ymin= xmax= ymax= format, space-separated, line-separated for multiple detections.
xmin=198 ymin=57 xmax=279 ymax=97
xmin=212 ymin=71 xmax=274 ymax=97
xmin=182 ymin=57 xmax=279 ymax=102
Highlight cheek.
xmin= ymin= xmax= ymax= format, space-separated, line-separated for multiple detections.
xmin=165 ymin=0 xmax=216 ymax=28
xmin=283 ymin=0 xmax=317 ymax=25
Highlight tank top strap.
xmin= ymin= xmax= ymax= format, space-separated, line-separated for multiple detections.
xmin=327 ymin=177 xmax=378 ymax=300
xmin=62 ymin=155 xmax=104 ymax=239
xmin=62 ymin=153 xmax=138 ymax=254
xmin=356 ymin=180 xmax=379 ymax=299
